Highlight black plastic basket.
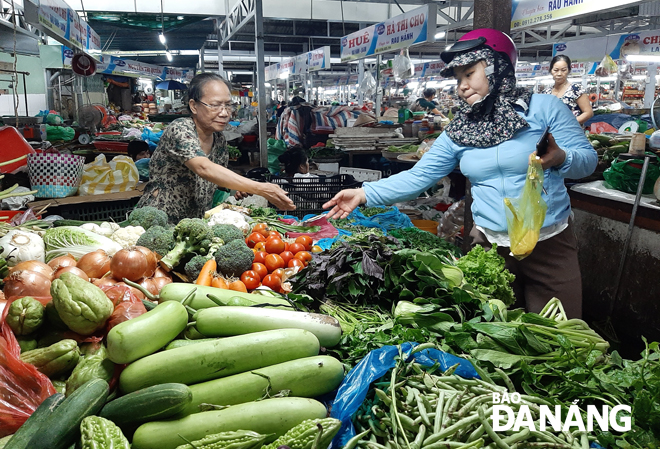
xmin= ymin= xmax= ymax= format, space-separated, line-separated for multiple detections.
xmin=268 ymin=174 xmax=360 ymax=219
xmin=52 ymin=197 xmax=140 ymax=222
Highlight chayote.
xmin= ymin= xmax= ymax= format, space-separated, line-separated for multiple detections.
xmin=16 ymin=336 xmax=38 ymax=353
xmin=66 ymin=344 xmax=114 ymax=396
xmin=45 ymin=301 xmax=69 ymax=331
xmin=51 ymin=272 xmax=114 ymax=335
xmin=20 ymin=339 xmax=80 ymax=378
xmin=6 ymin=296 xmax=45 ymax=336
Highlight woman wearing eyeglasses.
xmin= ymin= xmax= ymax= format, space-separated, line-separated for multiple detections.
xmin=137 ymin=73 xmax=295 ymax=223
xmin=543 ymin=55 xmax=593 ymax=126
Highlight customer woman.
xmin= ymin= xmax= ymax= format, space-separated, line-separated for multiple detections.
xmin=137 ymin=73 xmax=294 ymax=223
xmin=415 ymin=88 xmax=447 ymax=117
xmin=324 ymin=29 xmax=597 ymax=318
xmin=543 ymin=55 xmax=593 ymax=125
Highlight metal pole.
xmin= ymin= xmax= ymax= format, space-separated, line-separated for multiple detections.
xmin=217 ymin=19 xmax=225 ymax=77
xmin=643 ymin=62 xmax=656 ymax=108
xmin=375 ymin=55 xmax=382 ymax=118
xmin=200 ymin=45 xmax=206 ymax=71
xmin=358 ymin=59 xmax=364 ymax=106
xmin=254 ymin=0 xmax=269 ymax=168
xmin=22 ymin=73 xmax=28 ymax=116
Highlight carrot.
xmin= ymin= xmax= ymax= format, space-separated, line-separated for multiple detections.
xmin=228 ymin=280 xmax=248 ymax=293
xmin=211 ymin=276 xmax=228 ymax=289
xmin=195 ymin=259 xmax=217 ymax=286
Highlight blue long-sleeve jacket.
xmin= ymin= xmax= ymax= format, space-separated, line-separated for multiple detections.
xmin=364 ymin=94 xmax=598 ymax=233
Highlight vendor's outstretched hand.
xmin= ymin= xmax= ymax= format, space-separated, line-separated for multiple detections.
xmin=235 ymin=191 xmax=250 ymax=200
xmin=260 ymin=183 xmax=295 ymax=211
xmin=323 ymin=188 xmax=366 ymax=219
xmin=535 ymin=133 xmax=566 ymax=170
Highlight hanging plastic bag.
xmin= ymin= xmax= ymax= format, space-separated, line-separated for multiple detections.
xmin=504 ymin=157 xmax=547 ymax=260
xmin=594 ymin=54 xmax=617 ymax=77
xmin=78 ymin=154 xmax=139 ymax=196
xmin=0 ymin=296 xmax=56 ymax=437
xmin=392 ymin=49 xmax=414 ymax=81
xmin=358 ymin=71 xmax=377 ymax=97
xmin=603 ymin=154 xmax=660 ymax=195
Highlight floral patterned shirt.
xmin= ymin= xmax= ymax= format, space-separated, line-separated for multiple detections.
xmin=543 ymin=83 xmax=586 ymax=117
xmin=136 ymin=117 xmax=228 ymax=223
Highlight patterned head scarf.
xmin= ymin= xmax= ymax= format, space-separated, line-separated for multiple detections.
xmin=441 ymin=46 xmax=533 ymax=148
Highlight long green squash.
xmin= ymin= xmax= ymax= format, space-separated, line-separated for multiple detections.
xmin=119 ymin=329 xmax=320 ymax=393
xmin=157 ymin=283 xmax=292 ymax=309
xmin=132 ymin=397 xmax=327 ymax=449
xmin=4 ymin=394 xmax=65 ymax=449
xmin=182 ymin=356 xmax=344 ymax=415
xmin=194 ymin=306 xmax=342 ymax=348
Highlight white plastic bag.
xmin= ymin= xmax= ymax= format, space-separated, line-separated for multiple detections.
xmin=359 ymin=71 xmax=377 ymax=96
xmin=393 ymin=49 xmax=414 ymax=81
xmin=78 ymin=154 xmax=139 ymax=196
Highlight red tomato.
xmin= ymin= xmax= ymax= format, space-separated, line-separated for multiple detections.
xmin=254 ymin=242 xmax=267 ymax=253
xmin=288 ymin=258 xmax=305 ymax=269
xmin=253 ymin=251 xmax=267 ymax=265
xmin=252 ymin=263 xmax=268 ymax=280
xmin=265 ymin=238 xmax=285 ymax=254
xmin=262 ymin=274 xmax=282 ymax=291
xmin=288 ymin=242 xmax=305 ymax=254
xmin=272 ymin=268 xmax=285 ymax=279
xmin=283 ymin=242 xmax=290 ymax=251
xmin=295 ymin=251 xmax=313 ymax=263
xmin=252 ymin=223 xmax=269 ymax=238
xmin=246 ymin=232 xmax=266 ymax=248
xmin=240 ymin=271 xmax=261 ymax=290
xmin=266 ymin=231 xmax=282 ymax=239
xmin=279 ymin=250 xmax=294 ymax=265
xmin=264 ymin=254 xmax=285 ymax=273
xmin=295 ymin=236 xmax=314 ymax=251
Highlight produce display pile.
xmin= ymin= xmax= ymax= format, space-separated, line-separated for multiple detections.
xmin=0 ymin=204 xmax=658 ymax=449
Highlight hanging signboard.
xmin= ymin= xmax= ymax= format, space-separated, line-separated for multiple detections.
xmin=266 ymin=47 xmax=331 ymax=80
xmin=511 ymin=0 xmax=643 ymax=31
xmin=413 ymin=60 xmax=446 ymax=78
xmin=340 ymin=4 xmax=436 ymax=62
xmin=308 ymin=46 xmax=331 ymax=72
xmin=554 ymin=30 xmax=660 ymax=73
xmin=25 ymin=0 xmax=101 ymax=53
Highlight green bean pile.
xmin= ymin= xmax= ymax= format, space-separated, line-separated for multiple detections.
xmin=348 ymin=350 xmax=596 ymax=449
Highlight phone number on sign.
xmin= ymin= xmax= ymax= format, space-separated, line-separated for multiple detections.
xmin=512 ymin=13 xmax=553 ymax=28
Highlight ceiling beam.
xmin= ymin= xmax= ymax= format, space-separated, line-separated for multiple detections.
xmin=220 ymin=0 xmax=256 ymax=46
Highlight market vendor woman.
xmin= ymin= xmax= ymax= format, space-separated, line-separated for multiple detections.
xmin=137 ymin=73 xmax=294 ymax=222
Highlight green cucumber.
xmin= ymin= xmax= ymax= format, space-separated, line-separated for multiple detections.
xmin=132 ymin=397 xmax=327 ymax=449
xmin=157 ymin=283 xmax=292 ymax=310
xmin=100 ymin=383 xmax=193 ymax=426
xmin=27 ymin=378 xmax=109 ymax=449
xmin=4 ymin=393 xmax=65 ymax=449
xmin=119 ymin=328 xmax=320 ymax=393
xmin=107 ymin=301 xmax=188 ymax=364
xmin=194 ymin=306 xmax=342 ymax=348
xmin=182 ymin=356 xmax=344 ymax=415
xmin=165 ymin=338 xmax=218 ymax=350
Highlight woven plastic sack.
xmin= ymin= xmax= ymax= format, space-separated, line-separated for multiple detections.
xmin=27 ymin=153 xmax=85 ymax=198
xmin=504 ymin=158 xmax=547 ymax=260
xmin=329 ymin=342 xmax=479 ymax=449
xmin=79 ymin=154 xmax=139 ymax=196
xmin=603 ymin=154 xmax=660 ymax=195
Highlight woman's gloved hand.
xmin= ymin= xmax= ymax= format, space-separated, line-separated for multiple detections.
xmin=323 ymin=188 xmax=367 ymax=219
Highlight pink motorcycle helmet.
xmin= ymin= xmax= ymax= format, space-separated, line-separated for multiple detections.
xmin=441 ymin=28 xmax=518 ymax=68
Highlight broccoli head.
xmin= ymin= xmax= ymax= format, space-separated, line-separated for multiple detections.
xmin=135 ymin=225 xmax=175 ymax=257
xmin=211 ymin=224 xmax=244 ymax=244
xmin=127 ymin=206 xmax=168 ymax=229
xmin=160 ymin=218 xmax=213 ymax=269
xmin=215 ymin=239 xmax=254 ymax=278
xmin=185 ymin=255 xmax=212 ymax=281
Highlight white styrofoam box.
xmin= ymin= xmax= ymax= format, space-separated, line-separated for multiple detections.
xmin=347 ymin=118 xmax=357 ymax=127
xmin=317 ymin=162 xmax=339 ymax=174
xmin=339 ymin=167 xmax=382 ymax=182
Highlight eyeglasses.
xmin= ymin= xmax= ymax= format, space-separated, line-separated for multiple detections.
xmin=197 ymin=100 xmax=236 ymax=114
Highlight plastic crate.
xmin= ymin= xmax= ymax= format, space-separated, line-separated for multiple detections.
xmin=339 ymin=167 xmax=382 ymax=182
xmin=52 ymin=197 xmax=140 ymax=222
xmin=268 ymin=174 xmax=360 ymax=219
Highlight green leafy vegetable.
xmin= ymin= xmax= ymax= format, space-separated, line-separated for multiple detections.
xmin=456 ymin=244 xmax=516 ymax=306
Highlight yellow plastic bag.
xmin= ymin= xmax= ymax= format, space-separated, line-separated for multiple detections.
xmin=78 ymin=154 xmax=139 ymax=196
xmin=504 ymin=157 xmax=547 ymax=260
